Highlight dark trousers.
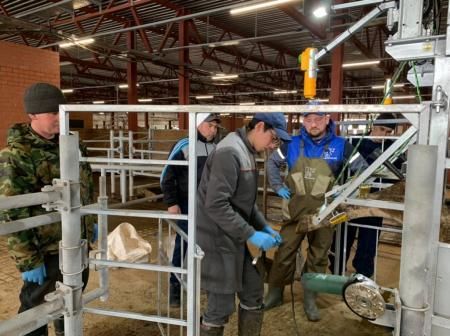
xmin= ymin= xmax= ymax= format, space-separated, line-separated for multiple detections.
xmin=170 ymin=201 xmax=189 ymax=287
xmin=203 ymin=250 xmax=264 ymax=326
xmin=329 ymin=217 xmax=382 ymax=277
xmin=19 ymin=254 xmax=89 ymax=336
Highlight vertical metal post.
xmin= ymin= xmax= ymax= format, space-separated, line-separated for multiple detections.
xmin=110 ymin=130 xmax=116 ymax=195
xmin=422 ymin=57 xmax=450 ymax=335
xmin=128 ymin=131 xmax=134 ymax=199
xmin=400 ymin=145 xmax=438 ymax=336
xmin=187 ymin=111 xmax=198 ymax=336
xmin=119 ymin=130 xmax=126 ymax=203
xmin=98 ymin=169 xmax=109 ymax=302
xmin=59 ymin=108 xmax=84 ymax=336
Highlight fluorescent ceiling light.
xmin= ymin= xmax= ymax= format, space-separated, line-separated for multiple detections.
xmin=196 ymin=95 xmax=214 ymax=99
xmin=60 ymin=38 xmax=95 ymax=48
xmin=230 ymin=0 xmax=298 ymax=15
xmin=118 ymin=84 xmax=140 ymax=89
xmin=212 ymin=74 xmax=239 ymax=80
xmin=393 ymin=95 xmax=416 ymax=100
xmin=315 ymin=98 xmax=329 ymax=102
xmin=342 ymin=60 xmax=380 ymax=68
xmin=209 ymin=40 xmax=240 ymax=48
xmin=138 ymin=98 xmax=153 ymax=102
xmin=240 ymin=102 xmax=256 ymax=105
xmin=372 ymin=83 xmax=405 ymax=89
xmin=273 ymin=90 xmax=297 ymax=95
xmin=313 ymin=6 xmax=328 ymax=18
xmin=93 ymin=100 xmax=105 ymax=104
xmin=62 ymin=89 xmax=74 ymax=94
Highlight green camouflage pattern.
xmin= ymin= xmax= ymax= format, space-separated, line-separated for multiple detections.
xmin=0 ymin=123 xmax=94 ymax=272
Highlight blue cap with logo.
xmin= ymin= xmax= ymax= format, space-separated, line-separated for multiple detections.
xmin=253 ymin=112 xmax=291 ymax=142
xmin=304 ymin=99 xmax=326 ymax=117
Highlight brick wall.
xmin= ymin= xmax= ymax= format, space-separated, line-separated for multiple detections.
xmin=0 ymin=41 xmax=60 ymax=148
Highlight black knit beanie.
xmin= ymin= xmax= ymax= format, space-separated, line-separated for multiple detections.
xmin=24 ymin=83 xmax=66 ymax=114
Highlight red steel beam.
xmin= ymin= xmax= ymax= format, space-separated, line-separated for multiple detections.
xmin=178 ymin=12 xmax=190 ymax=129
xmin=279 ymin=5 xmax=326 ymax=40
xmin=127 ymin=30 xmax=138 ymax=131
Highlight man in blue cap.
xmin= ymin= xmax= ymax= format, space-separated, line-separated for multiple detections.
xmin=197 ymin=113 xmax=290 ymax=336
xmin=160 ymin=113 xmax=221 ymax=307
xmin=264 ymin=104 xmax=367 ymax=322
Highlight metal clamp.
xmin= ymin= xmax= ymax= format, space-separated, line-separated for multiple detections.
xmin=59 ymin=239 xmax=89 ymax=274
xmin=433 ymin=85 xmax=448 ymax=113
xmin=51 ymin=178 xmax=81 ymax=213
xmin=41 ymin=185 xmax=59 ymax=212
xmin=45 ymin=282 xmax=83 ymax=317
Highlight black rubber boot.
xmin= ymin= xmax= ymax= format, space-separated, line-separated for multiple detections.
xmin=169 ymin=283 xmax=181 ymax=308
xmin=238 ymin=306 xmax=264 ymax=336
xmin=200 ymin=323 xmax=224 ymax=336
xmin=54 ymin=316 xmax=64 ymax=335
xmin=264 ymin=286 xmax=283 ymax=311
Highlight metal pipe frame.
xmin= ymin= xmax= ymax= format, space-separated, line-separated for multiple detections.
xmin=51 ymin=85 xmax=447 ymax=336
xmin=0 ymin=298 xmax=65 ymax=335
xmin=313 ymin=125 xmax=418 ymax=225
xmin=0 ymin=212 xmax=61 ymax=235
xmin=315 ymin=1 xmax=397 ymax=61
xmin=0 ymin=190 xmax=60 ymax=210
xmin=58 ymin=131 xmax=85 ymax=336
xmin=400 ymin=145 xmax=438 ymax=335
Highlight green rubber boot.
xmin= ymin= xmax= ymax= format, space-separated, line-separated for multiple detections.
xmin=264 ymin=286 xmax=284 ymax=310
xmin=303 ymin=288 xmax=321 ymax=322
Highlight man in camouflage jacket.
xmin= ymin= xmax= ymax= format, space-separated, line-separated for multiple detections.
xmin=0 ymin=83 xmax=95 ymax=336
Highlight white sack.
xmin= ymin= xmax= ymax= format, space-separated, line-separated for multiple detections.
xmin=107 ymin=222 xmax=152 ymax=264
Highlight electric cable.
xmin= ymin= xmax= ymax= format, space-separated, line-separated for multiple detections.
xmin=290 ymin=283 xmax=301 ymax=336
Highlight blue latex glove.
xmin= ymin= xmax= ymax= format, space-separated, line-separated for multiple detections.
xmin=248 ymin=231 xmax=277 ymax=251
xmin=262 ymin=225 xmax=283 ymax=246
xmin=277 ymin=186 xmax=291 ymax=200
xmin=91 ymin=223 xmax=98 ymax=243
xmin=21 ymin=264 xmax=47 ymax=285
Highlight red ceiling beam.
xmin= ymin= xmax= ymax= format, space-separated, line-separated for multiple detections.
xmin=127 ymin=30 xmax=138 ymax=131
xmin=279 ymin=5 xmax=326 ymax=40
xmin=178 ymin=10 xmax=190 ymax=129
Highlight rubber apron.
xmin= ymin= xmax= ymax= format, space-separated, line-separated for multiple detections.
xmin=282 ymin=140 xmax=335 ymax=233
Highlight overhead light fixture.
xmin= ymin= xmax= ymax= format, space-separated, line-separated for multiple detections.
xmin=138 ymin=98 xmax=153 ymax=102
xmin=230 ymin=0 xmax=298 ymax=15
xmin=393 ymin=95 xmax=416 ymax=100
xmin=240 ymin=102 xmax=256 ymax=105
xmin=273 ymin=90 xmax=297 ymax=95
xmin=62 ymin=89 xmax=74 ymax=94
xmin=196 ymin=95 xmax=214 ymax=99
xmin=211 ymin=74 xmax=239 ymax=80
xmin=313 ymin=6 xmax=328 ymax=18
xmin=93 ymin=100 xmax=105 ymax=104
xmin=342 ymin=60 xmax=380 ymax=68
xmin=118 ymin=84 xmax=140 ymax=89
xmin=209 ymin=40 xmax=240 ymax=48
xmin=315 ymin=98 xmax=329 ymax=102
xmin=372 ymin=83 xmax=405 ymax=90
xmin=60 ymin=38 xmax=95 ymax=48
